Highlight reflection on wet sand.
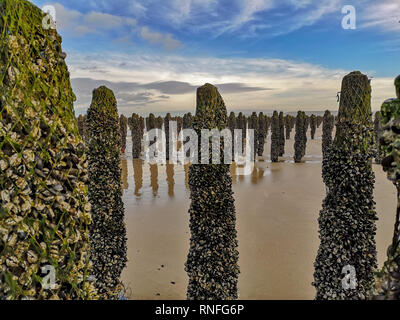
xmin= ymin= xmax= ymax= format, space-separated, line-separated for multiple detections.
xmin=150 ymin=164 xmax=159 ymax=196
xmin=126 ymin=161 xmax=269 ymax=198
xmin=184 ymin=163 xmax=190 ymax=190
xmin=133 ymin=159 xmax=143 ymax=196
xmin=166 ymin=163 xmax=175 ymax=198
xmin=230 ymin=163 xmax=237 ymax=184
xmin=121 ymin=159 xmax=129 ymax=190
xmin=121 ymin=127 xmax=397 ymax=299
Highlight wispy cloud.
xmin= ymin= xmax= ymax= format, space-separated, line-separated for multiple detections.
xmin=42 ymin=2 xmax=182 ymax=50
xmin=360 ymin=0 xmax=400 ymax=33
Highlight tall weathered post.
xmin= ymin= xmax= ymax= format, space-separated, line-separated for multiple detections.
xmin=249 ymin=112 xmax=259 ymax=160
xmin=87 ymin=86 xmax=127 ymax=299
xmin=285 ymin=115 xmax=293 ymax=140
xmin=0 ymin=0 xmax=96 ymax=300
xmin=374 ymin=75 xmax=400 ymax=300
xmin=279 ymin=112 xmax=285 ymax=156
xmin=258 ymin=112 xmax=266 ymax=157
xmin=270 ymin=111 xmax=280 ymax=162
xmin=294 ymin=111 xmax=307 ymax=163
xmin=128 ymin=113 xmax=144 ymax=159
xmin=164 ymin=113 xmax=172 ymax=160
xmin=185 ymin=84 xmax=239 ymax=300
xmin=313 ymin=71 xmax=378 ymax=300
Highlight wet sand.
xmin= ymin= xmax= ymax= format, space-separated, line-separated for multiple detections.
xmin=120 ymin=127 xmax=396 ymax=300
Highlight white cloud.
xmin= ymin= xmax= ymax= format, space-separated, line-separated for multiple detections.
xmin=45 ymin=3 xmax=137 ymax=35
xmin=140 ymin=27 xmax=183 ymax=51
xmin=65 ymin=51 xmax=394 ymax=114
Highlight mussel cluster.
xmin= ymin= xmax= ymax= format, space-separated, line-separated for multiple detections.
xmin=185 ymin=84 xmax=239 ymax=300
xmin=294 ymin=111 xmax=307 ymax=163
xmin=0 ymin=0 xmax=96 ymax=300
xmin=314 ymin=71 xmax=378 ymax=300
xmin=86 ymin=86 xmax=127 ymax=299
xmin=270 ymin=111 xmax=280 ymax=162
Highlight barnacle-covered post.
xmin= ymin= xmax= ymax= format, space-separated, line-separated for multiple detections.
xmin=374 ymin=75 xmax=400 ymax=300
xmin=128 ymin=113 xmax=144 ymax=159
xmin=87 ymin=86 xmax=127 ymax=299
xmin=119 ymin=115 xmax=127 ymax=154
xmin=373 ymin=112 xmax=383 ymax=164
xmin=279 ymin=112 xmax=285 ymax=156
xmin=313 ymin=71 xmax=378 ymax=300
xmin=310 ymin=114 xmax=317 ymax=140
xmin=294 ymin=111 xmax=307 ymax=163
xmin=164 ymin=113 xmax=172 ymax=160
xmin=322 ymin=110 xmax=335 ymax=158
xmin=0 ymin=0 xmax=96 ymax=300
xmin=270 ymin=111 xmax=280 ymax=162
xmin=258 ymin=112 xmax=266 ymax=157
xmin=185 ymin=84 xmax=239 ymax=300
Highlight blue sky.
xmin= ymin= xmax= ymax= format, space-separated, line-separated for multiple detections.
xmin=30 ymin=0 xmax=400 ymax=115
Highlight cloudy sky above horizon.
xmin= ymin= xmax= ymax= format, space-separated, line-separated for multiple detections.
xmin=30 ymin=0 xmax=400 ymax=116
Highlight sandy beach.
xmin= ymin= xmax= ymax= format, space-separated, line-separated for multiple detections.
xmin=120 ymin=127 xmax=396 ymax=300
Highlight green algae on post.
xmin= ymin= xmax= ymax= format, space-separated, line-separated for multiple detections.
xmin=0 ymin=0 xmax=96 ymax=300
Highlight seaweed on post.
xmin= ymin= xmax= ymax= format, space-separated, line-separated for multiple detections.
xmin=0 ymin=0 xmax=96 ymax=300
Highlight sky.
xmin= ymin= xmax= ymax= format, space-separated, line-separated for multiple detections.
xmin=30 ymin=0 xmax=400 ymax=116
